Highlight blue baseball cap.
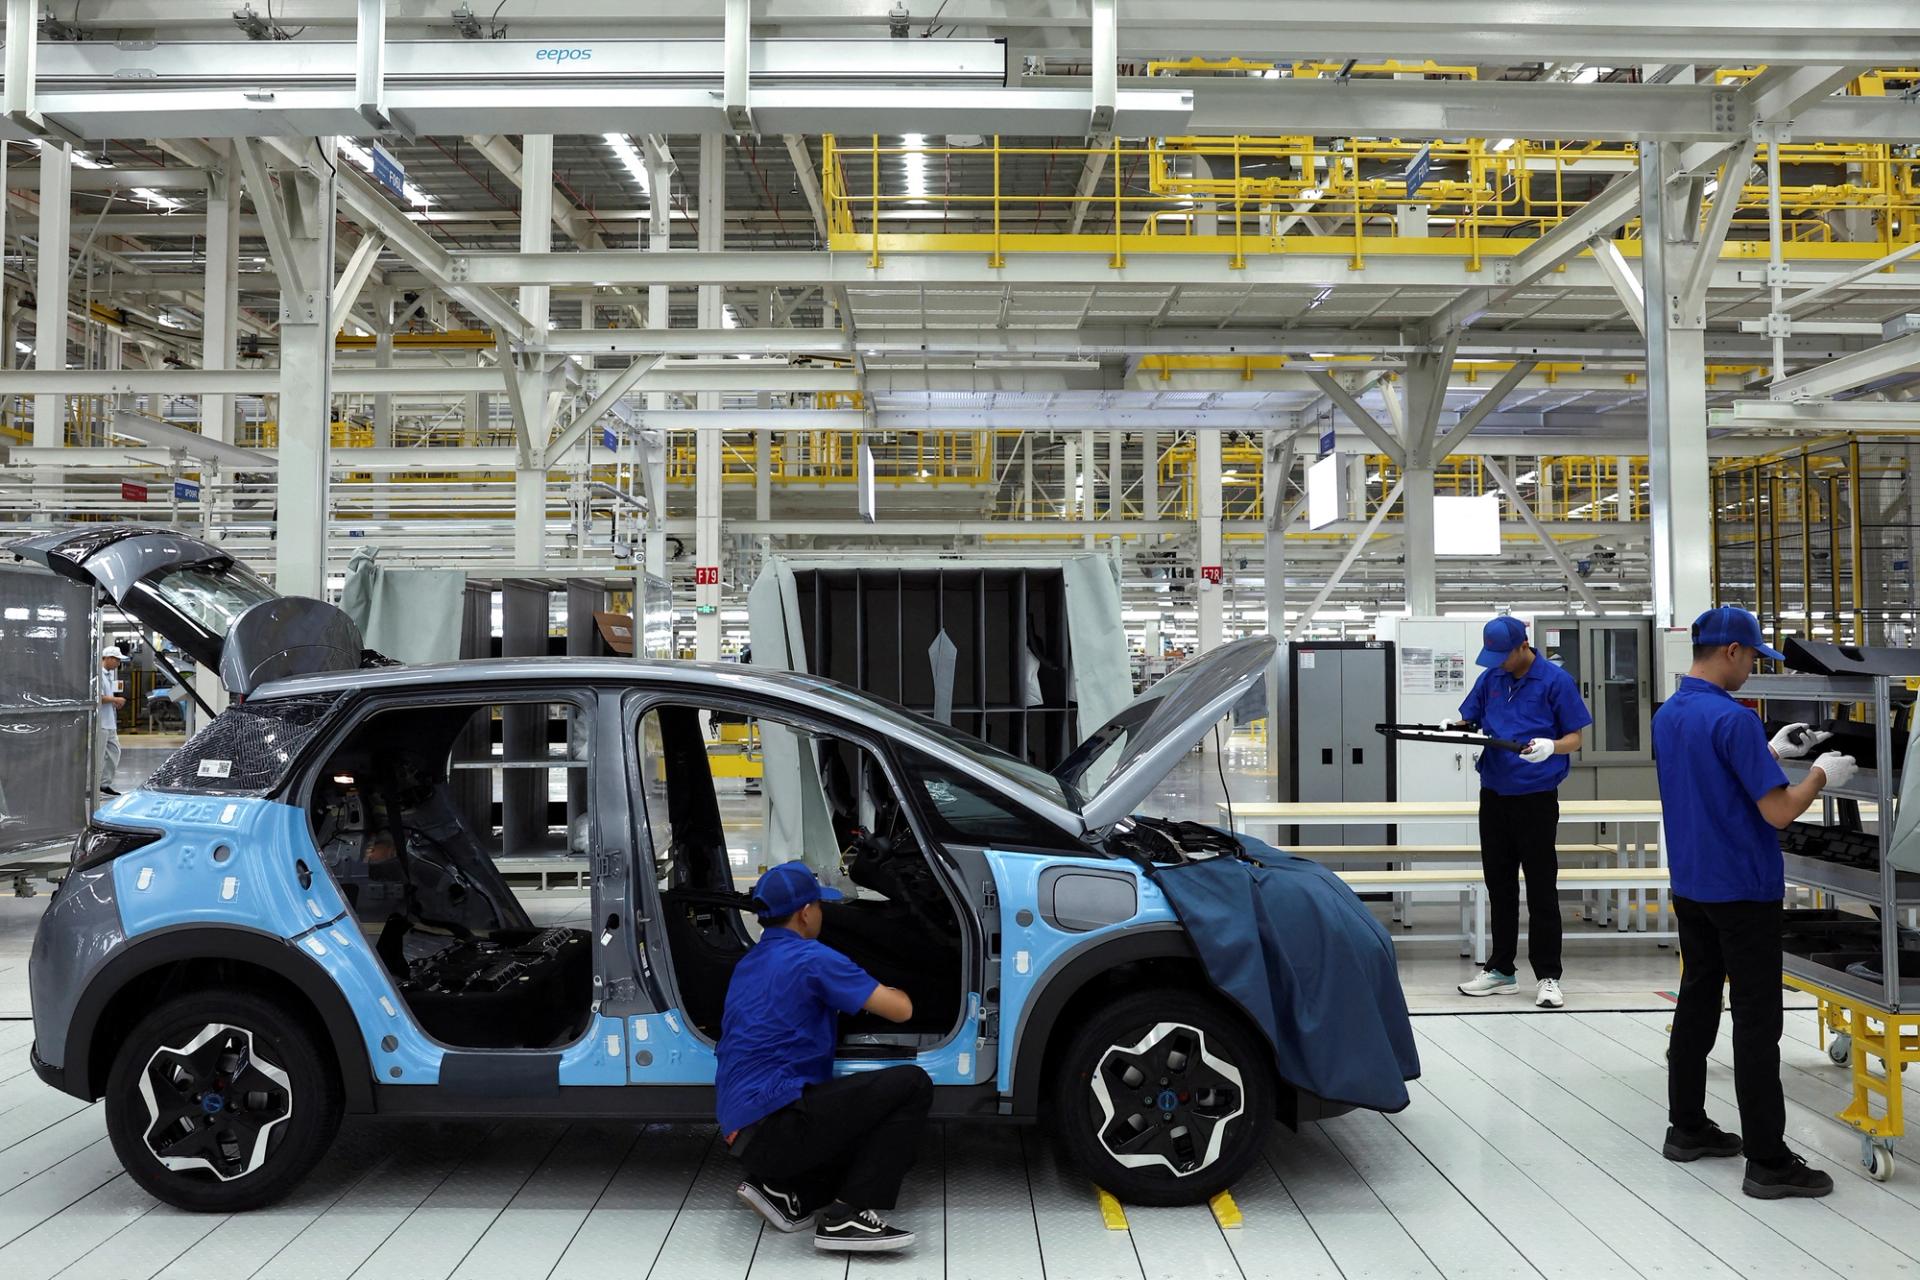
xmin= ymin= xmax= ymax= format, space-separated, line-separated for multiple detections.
xmin=1476 ymin=616 xmax=1530 ymax=668
xmin=749 ymin=859 xmax=844 ymax=921
xmin=1690 ymin=605 xmax=1784 ymax=661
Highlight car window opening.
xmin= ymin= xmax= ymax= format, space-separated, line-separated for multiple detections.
xmin=307 ymin=699 xmax=593 ymax=1052
xmin=636 ymin=704 xmax=966 ymax=1054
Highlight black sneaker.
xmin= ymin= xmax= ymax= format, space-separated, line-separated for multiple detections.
xmin=737 ymin=1180 xmax=814 ymax=1232
xmin=99 ymin=786 xmax=120 ymax=796
xmin=1743 ymin=1153 xmax=1834 ymax=1199
xmin=1663 ymin=1121 xmax=1743 ymax=1162
xmin=815 ymin=1207 xmax=915 ymax=1253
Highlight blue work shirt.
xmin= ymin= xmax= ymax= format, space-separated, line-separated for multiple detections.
xmin=1652 ymin=676 xmax=1790 ymax=902
xmin=1458 ymin=654 xmax=1592 ymax=796
xmin=714 ymin=924 xmax=879 ymax=1134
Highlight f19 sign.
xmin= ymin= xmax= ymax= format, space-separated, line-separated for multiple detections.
xmin=694 ymin=566 xmax=720 ymax=586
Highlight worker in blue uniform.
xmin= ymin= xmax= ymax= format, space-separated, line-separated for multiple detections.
xmin=1654 ymin=606 xmax=1854 ymax=1200
xmin=717 ymin=860 xmax=932 ymax=1252
xmin=1451 ymin=616 xmax=1592 ymax=1008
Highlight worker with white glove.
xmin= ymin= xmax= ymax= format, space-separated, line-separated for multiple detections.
xmin=1654 ymin=605 xmax=1852 ymax=1201
xmin=1767 ymin=722 xmax=1832 ymax=761
xmin=1453 ymin=616 xmax=1592 ymax=1008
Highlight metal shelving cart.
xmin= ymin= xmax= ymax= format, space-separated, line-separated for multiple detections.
xmin=1746 ymin=672 xmax=1915 ymax=1181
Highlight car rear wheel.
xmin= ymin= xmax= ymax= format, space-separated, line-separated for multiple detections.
xmin=103 ymin=990 xmax=342 ymax=1212
xmin=1050 ymin=987 xmax=1275 ymax=1205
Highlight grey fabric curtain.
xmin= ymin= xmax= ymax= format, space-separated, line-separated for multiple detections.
xmin=338 ymin=547 xmax=467 ymax=665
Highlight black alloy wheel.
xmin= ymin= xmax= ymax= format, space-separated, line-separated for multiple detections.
xmin=104 ymin=990 xmax=342 ymax=1212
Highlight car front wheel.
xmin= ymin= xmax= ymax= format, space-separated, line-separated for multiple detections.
xmin=103 ymin=990 xmax=342 ymax=1212
xmin=1050 ymin=987 xmax=1275 ymax=1205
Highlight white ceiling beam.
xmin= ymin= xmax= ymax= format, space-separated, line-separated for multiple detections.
xmin=329 ymin=233 xmax=386 ymax=333
xmin=1764 ymin=332 xmax=1920 ymax=402
xmin=1432 ymin=360 xmax=1539 ymax=461
xmin=1588 ymin=235 xmax=1645 ymax=337
xmin=1480 ymin=456 xmax=1604 ymax=611
xmin=332 ymin=161 xmax=530 ymax=341
xmin=1306 ymin=370 xmax=1407 ymax=464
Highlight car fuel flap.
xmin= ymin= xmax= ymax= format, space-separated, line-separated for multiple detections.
xmin=1054 ymin=634 xmax=1277 ymax=834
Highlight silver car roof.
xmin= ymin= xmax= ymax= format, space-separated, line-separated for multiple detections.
xmin=252 ymin=655 xmax=1090 ymax=840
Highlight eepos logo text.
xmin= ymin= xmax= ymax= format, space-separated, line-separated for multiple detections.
xmin=535 ymin=47 xmax=593 ymax=63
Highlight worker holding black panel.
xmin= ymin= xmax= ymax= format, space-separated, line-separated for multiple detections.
xmin=1452 ymin=616 xmax=1592 ymax=1008
xmin=1655 ymin=606 xmax=1854 ymax=1200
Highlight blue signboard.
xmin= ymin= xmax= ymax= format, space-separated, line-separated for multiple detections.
xmin=1319 ymin=424 xmax=1336 ymax=456
xmin=602 ymin=426 xmax=619 ymax=451
xmin=173 ymin=479 xmax=200 ymax=502
xmin=1404 ymin=144 xmax=1432 ymax=201
xmin=372 ymin=144 xmax=406 ymax=199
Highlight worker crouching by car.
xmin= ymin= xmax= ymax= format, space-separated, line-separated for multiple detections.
xmin=1452 ymin=616 xmax=1592 ymax=1009
xmin=719 ymin=860 xmax=932 ymax=1252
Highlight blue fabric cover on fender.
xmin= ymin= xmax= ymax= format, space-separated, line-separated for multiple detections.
xmin=1150 ymin=833 xmax=1420 ymax=1112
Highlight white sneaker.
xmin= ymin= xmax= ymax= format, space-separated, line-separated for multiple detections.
xmin=1458 ymin=969 xmax=1519 ymax=997
xmin=1535 ymin=978 xmax=1565 ymax=1009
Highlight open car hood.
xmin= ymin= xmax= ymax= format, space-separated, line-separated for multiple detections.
xmin=8 ymin=524 xmax=366 ymax=696
xmin=1054 ymin=634 xmax=1276 ymax=834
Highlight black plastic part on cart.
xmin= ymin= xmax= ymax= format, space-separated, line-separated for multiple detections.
xmin=1373 ymin=722 xmax=1528 ymax=754
xmin=1780 ymin=821 xmax=1881 ymax=871
xmin=1783 ymin=636 xmax=1920 ymax=678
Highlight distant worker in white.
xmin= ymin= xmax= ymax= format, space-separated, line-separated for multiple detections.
xmin=97 ymin=646 xmax=125 ymax=797
xmin=1451 ymin=616 xmax=1591 ymax=1008
xmin=1655 ymin=606 xmax=1854 ymax=1199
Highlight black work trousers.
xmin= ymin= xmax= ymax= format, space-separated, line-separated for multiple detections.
xmin=1669 ymin=895 xmax=1788 ymax=1164
xmin=736 ymin=1064 xmax=933 ymax=1211
xmin=1479 ymin=788 xmax=1563 ymax=981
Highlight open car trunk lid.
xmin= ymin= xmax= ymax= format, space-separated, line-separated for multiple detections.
xmin=8 ymin=524 xmax=366 ymax=697
xmin=1054 ymin=634 xmax=1276 ymax=835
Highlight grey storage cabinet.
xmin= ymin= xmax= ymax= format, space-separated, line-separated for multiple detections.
xmin=1287 ymin=641 xmax=1396 ymax=846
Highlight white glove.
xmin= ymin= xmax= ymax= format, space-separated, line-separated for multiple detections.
xmin=1439 ymin=717 xmax=1461 ymax=730
xmin=1769 ymin=722 xmax=1831 ymax=760
xmin=1812 ymin=752 xmax=1858 ymax=790
xmin=1520 ymin=737 xmax=1556 ymax=764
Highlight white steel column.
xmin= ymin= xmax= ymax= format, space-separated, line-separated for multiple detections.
xmin=1641 ymin=140 xmax=1716 ymax=627
xmin=1142 ymin=430 xmax=1158 ymax=523
xmin=1197 ymin=427 xmax=1224 ymax=654
xmin=33 ymin=142 xmax=71 ymax=449
xmin=644 ymin=147 xmax=672 ymax=582
xmin=694 ymin=134 xmax=725 ymax=661
xmin=200 ymin=145 xmax=239 ymax=448
xmin=372 ymin=298 xmax=395 ymax=448
xmin=513 ymin=135 xmax=554 ymax=568
xmin=269 ymin=142 xmax=340 ymax=598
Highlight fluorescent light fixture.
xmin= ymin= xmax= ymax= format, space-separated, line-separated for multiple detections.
xmin=1434 ymin=493 xmax=1502 ymax=557
xmin=131 ymin=187 xmax=184 ymax=211
xmin=1572 ymin=65 xmax=1613 ymax=83
xmin=902 ymin=133 xmax=930 ymax=205
xmin=1490 ymin=138 xmax=1517 ymax=153
xmin=1307 ymin=453 xmax=1344 ymax=530
xmin=602 ymin=133 xmax=651 ymax=197
xmin=336 ymin=138 xmax=436 ymax=208
xmin=1298 ymin=186 xmax=1325 ymax=201
xmin=69 ymin=150 xmax=111 ymax=169
xmin=721 ymin=305 xmax=738 ymax=329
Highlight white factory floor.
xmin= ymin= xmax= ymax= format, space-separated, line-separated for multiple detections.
xmin=0 ymin=1010 xmax=1913 ymax=1280
xmin=0 ymin=734 xmax=1902 ymax=1277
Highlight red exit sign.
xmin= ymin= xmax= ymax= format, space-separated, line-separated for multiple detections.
xmin=694 ymin=565 xmax=720 ymax=586
xmin=1200 ymin=565 xmax=1223 ymax=584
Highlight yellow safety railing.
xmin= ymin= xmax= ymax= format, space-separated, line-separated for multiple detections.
xmin=820 ymin=67 xmax=1920 ymax=269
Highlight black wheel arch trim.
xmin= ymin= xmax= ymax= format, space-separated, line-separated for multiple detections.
xmin=1006 ymin=923 xmax=1198 ymax=1116
xmin=61 ymin=923 xmax=376 ymax=1112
